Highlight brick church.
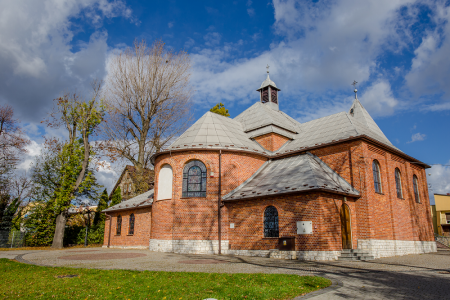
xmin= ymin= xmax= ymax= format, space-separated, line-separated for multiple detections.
xmin=103 ymin=71 xmax=436 ymax=260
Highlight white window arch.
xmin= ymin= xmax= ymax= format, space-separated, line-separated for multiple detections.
xmin=157 ymin=164 xmax=173 ymax=200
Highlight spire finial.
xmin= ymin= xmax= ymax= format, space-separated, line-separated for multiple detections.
xmin=266 ymin=64 xmax=270 ymax=74
xmin=352 ymin=80 xmax=358 ymax=99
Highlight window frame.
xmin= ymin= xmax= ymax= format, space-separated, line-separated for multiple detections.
xmin=394 ymin=168 xmax=403 ymax=199
xmin=128 ymin=213 xmax=135 ymax=235
xmin=372 ymin=160 xmax=382 ymax=194
xmin=182 ymin=160 xmax=207 ymax=198
xmin=116 ymin=215 xmax=122 ymax=235
xmin=264 ymin=206 xmax=279 ymax=238
xmin=413 ymin=175 xmax=421 ymax=203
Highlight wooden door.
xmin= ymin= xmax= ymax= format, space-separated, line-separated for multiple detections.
xmin=340 ymin=204 xmax=352 ymax=249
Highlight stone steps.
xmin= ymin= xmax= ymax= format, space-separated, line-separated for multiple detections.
xmin=338 ymin=249 xmax=374 ymax=261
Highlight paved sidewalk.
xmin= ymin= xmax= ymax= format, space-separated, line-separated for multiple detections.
xmin=4 ymin=248 xmax=450 ymax=299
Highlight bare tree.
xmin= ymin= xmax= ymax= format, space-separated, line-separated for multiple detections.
xmin=100 ymin=39 xmax=193 ymax=192
xmin=0 ymin=105 xmax=29 ymax=193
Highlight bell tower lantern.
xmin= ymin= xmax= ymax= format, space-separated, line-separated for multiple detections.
xmin=257 ymin=65 xmax=280 ymax=111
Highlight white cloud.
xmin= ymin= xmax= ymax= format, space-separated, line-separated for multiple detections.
xmin=405 ymin=3 xmax=450 ymax=102
xmin=408 ymin=132 xmax=426 ymax=143
xmin=428 ymin=162 xmax=450 ymax=196
xmin=359 ymin=80 xmax=399 ymax=117
xmin=190 ymin=0 xmax=419 ymax=120
xmin=0 ymin=0 xmax=132 ymax=123
xmin=203 ymin=32 xmax=222 ymax=47
xmin=168 ymin=22 xmax=174 ymax=28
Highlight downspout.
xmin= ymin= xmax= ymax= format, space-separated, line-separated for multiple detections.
xmin=104 ymin=212 xmax=112 ymax=248
xmin=218 ymin=149 xmax=222 ymax=255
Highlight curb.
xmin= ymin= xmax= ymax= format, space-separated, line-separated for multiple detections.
xmin=294 ymin=275 xmax=343 ymax=299
xmin=14 ymin=253 xmax=47 ymax=267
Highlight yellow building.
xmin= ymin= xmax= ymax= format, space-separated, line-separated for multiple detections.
xmin=431 ymin=194 xmax=450 ymax=236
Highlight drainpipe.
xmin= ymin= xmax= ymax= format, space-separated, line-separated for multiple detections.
xmin=218 ymin=149 xmax=222 ymax=255
xmin=104 ymin=212 xmax=112 ymax=248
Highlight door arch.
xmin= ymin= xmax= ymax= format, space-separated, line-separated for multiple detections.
xmin=340 ymin=204 xmax=352 ymax=249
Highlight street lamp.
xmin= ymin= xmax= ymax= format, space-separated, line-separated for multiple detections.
xmin=81 ymin=200 xmax=91 ymax=247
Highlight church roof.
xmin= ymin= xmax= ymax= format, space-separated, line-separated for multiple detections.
xmin=258 ymin=74 xmax=279 ymax=90
xmin=168 ymin=111 xmax=270 ymax=154
xmin=234 ymin=102 xmax=300 ymax=134
xmin=103 ymin=189 xmax=154 ymax=212
xmin=223 ymin=152 xmax=360 ymax=201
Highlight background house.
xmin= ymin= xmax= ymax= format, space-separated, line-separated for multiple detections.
xmin=110 ymin=166 xmax=155 ymax=201
xmin=431 ymin=193 xmax=450 ymax=236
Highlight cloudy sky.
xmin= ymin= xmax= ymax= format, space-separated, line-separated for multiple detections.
xmin=1 ymin=0 xmax=449 ymax=201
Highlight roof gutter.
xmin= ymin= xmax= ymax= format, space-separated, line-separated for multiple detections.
xmin=151 ymin=135 xmax=430 ymax=169
xmin=223 ymin=187 xmax=360 ymax=202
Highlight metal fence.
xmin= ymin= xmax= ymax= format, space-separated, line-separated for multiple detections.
xmin=0 ymin=230 xmax=26 ymax=248
xmin=435 ymin=234 xmax=450 ymax=248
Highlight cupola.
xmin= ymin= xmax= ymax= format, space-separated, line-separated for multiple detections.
xmin=257 ymin=65 xmax=280 ymax=111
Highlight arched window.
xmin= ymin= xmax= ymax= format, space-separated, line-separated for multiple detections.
xmin=372 ymin=160 xmax=382 ymax=193
xmin=128 ymin=184 xmax=132 ymax=193
xmin=116 ymin=215 xmax=122 ymax=235
xmin=413 ymin=175 xmax=420 ymax=203
xmin=395 ymin=168 xmax=403 ymax=198
xmin=264 ymin=206 xmax=279 ymax=237
xmin=157 ymin=164 xmax=173 ymax=200
xmin=182 ymin=160 xmax=207 ymax=197
xmin=128 ymin=213 xmax=135 ymax=235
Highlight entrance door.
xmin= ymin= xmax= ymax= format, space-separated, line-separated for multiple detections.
xmin=340 ymin=204 xmax=352 ymax=249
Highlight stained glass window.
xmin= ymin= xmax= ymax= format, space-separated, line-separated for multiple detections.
xmin=128 ymin=213 xmax=135 ymax=235
xmin=372 ymin=160 xmax=382 ymax=193
xmin=116 ymin=215 xmax=122 ymax=235
xmin=413 ymin=175 xmax=420 ymax=203
xmin=395 ymin=168 xmax=403 ymax=198
xmin=264 ymin=206 xmax=279 ymax=238
xmin=182 ymin=160 xmax=207 ymax=197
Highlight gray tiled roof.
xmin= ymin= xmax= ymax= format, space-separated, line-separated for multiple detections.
xmin=168 ymin=111 xmax=270 ymax=154
xmin=234 ymin=102 xmax=300 ymax=134
xmin=279 ymin=98 xmax=399 ymax=153
xmin=258 ymin=74 xmax=279 ymax=89
xmin=223 ymin=152 xmax=359 ymax=201
xmin=103 ymin=189 xmax=154 ymax=212
xmin=165 ymin=95 xmax=399 ymax=157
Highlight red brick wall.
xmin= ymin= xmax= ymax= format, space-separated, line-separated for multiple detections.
xmin=227 ymin=192 xmax=357 ymax=251
xmin=103 ymin=207 xmax=152 ymax=247
xmin=254 ymin=133 xmax=290 ymax=152
xmin=105 ymin=138 xmax=434 ymax=249
xmin=152 ymin=150 xmax=267 ymax=241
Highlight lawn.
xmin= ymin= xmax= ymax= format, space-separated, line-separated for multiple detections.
xmin=0 ymin=258 xmax=330 ymax=299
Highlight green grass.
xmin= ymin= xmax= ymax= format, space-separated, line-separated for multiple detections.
xmin=0 ymin=258 xmax=330 ymax=299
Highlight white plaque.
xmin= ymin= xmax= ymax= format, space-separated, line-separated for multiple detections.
xmin=297 ymin=221 xmax=312 ymax=234
xmin=230 ymin=223 xmax=234 ymax=229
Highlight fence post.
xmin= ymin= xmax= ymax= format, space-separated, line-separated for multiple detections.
xmin=10 ymin=232 xmax=15 ymax=248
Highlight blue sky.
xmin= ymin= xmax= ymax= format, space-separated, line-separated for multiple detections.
xmin=1 ymin=0 xmax=449 ymax=199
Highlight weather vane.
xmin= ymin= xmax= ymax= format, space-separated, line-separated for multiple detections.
xmin=266 ymin=64 xmax=270 ymax=74
xmin=352 ymin=80 xmax=358 ymax=99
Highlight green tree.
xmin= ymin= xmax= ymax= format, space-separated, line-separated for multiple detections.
xmin=0 ymin=195 xmax=20 ymax=230
xmin=35 ymin=83 xmax=104 ymax=248
xmin=210 ymin=103 xmax=230 ymax=117
xmin=93 ymin=189 xmax=108 ymax=226
xmin=26 ymin=140 xmax=100 ymax=246
xmin=109 ymin=187 xmax=122 ymax=207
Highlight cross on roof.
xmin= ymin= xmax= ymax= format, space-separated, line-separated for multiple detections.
xmin=266 ymin=64 xmax=270 ymax=73
xmin=352 ymin=80 xmax=358 ymax=88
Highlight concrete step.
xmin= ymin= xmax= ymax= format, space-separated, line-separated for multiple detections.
xmin=338 ymin=255 xmax=374 ymax=261
xmin=339 ymin=252 xmax=370 ymax=258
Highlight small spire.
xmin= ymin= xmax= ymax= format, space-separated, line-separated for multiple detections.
xmin=352 ymin=80 xmax=358 ymax=99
